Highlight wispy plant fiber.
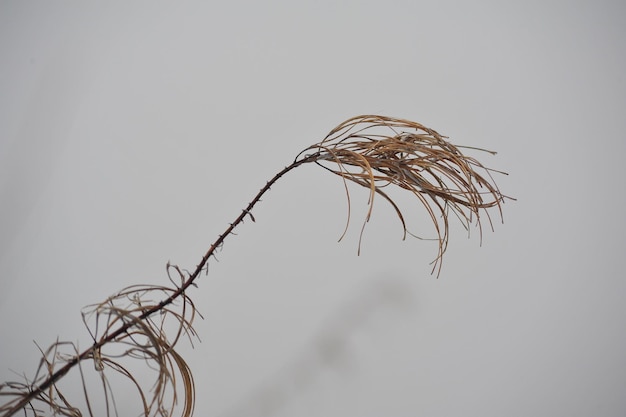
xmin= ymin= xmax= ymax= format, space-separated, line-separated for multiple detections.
xmin=299 ymin=115 xmax=508 ymax=275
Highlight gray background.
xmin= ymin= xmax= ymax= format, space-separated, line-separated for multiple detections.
xmin=1 ymin=1 xmax=625 ymax=416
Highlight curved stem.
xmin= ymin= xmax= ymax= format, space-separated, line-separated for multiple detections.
xmin=1 ymin=152 xmax=320 ymax=417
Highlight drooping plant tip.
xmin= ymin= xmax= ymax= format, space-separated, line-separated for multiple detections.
xmin=297 ymin=115 xmax=510 ymax=275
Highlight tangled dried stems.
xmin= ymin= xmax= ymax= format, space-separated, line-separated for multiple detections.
xmin=0 ymin=270 xmax=199 ymax=417
xmin=0 ymin=115 xmax=510 ymax=416
xmin=298 ymin=115 xmax=509 ymax=275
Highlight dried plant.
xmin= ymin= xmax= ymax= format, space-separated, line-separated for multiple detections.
xmin=0 ymin=115 xmax=511 ymax=416
xmin=300 ymin=115 xmax=507 ymax=275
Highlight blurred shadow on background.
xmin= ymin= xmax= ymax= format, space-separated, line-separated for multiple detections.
xmin=217 ymin=275 xmax=415 ymax=417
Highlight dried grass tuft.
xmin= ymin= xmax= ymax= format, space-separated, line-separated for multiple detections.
xmin=298 ymin=115 xmax=510 ymax=275
xmin=0 ymin=282 xmax=199 ymax=417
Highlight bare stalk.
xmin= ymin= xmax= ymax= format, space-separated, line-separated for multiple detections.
xmin=0 ymin=152 xmax=321 ymax=417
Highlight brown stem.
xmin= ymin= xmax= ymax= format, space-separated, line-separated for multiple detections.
xmin=1 ymin=152 xmax=320 ymax=417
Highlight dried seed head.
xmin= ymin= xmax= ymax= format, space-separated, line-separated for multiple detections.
xmin=298 ymin=115 xmax=510 ymax=276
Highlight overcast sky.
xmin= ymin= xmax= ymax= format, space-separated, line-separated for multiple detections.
xmin=1 ymin=1 xmax=625 ymax=416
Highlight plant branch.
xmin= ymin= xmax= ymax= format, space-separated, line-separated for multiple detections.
xmin=1 ymin=114 xmax=512 ymax=416
xmin=0 ymin=152 xmax=322 ymax=417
